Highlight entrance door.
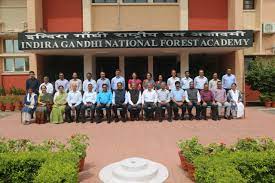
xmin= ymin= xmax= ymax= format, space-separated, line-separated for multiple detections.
xmin=125 ymin=57 xmax=148 ymax=83
xmin=153 ymin=56 xmax=179 ymax=81
xmin=96 ymin=57 xmax=119 ymax=80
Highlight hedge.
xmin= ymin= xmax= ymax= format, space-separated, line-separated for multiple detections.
xmin=0 ymin=151 xmax=78 ymax=183
xmin=194 ymin=151 xmax=275 ymax=183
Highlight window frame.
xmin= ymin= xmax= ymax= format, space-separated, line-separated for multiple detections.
xmin=122 ymin=0 xmax=148 ymax=3
xmin=3 ymin=39 xmax=22 ymax=53
xmin=3 ymin=57 xmax=30 ymax=73
xmin=92 ymin=0 xmax=117 ymax=3
xmin=153 ymin=0 xmax=177 ymax=2
xmin=243 ymin=0 xmax=255 ymax=10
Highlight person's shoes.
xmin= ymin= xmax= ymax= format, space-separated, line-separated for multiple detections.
xmin=189 ymin=115 xmax=194 ymax=121
xmin=145 ymin=117 xmax=149 ymax=121
xmin=168 ymin=118 xmax=172 ymax=122
xmin=107 ymin=118 xmax=112 ymax=123
xmin=114 ymin=118 xmax=119 ymax=122
xmin=159 ymin=118 xmax=163 ymax=122
xmin=90 ymin=119 xmax=94 ymax=123
xmin=122 ymin=118 xmax=126 ymax=122
xmin=173 ymin=116 xmax=179 ymax=120
xmin=96 ymin=118 xmax=102 ymax=124
xmin=180 ymin=115 xmax=185 ymax=120
xmin=218 ymin=116 xmax=221 ymax=120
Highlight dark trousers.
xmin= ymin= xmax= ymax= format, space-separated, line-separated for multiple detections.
xmin=96 ymin=104 xmax=111 ymax=121
xmin=112 ymin=104 xmax=127 ymax=119
xmin=143 ymin=102 xmax=156 ymax=119
xmin=171 ymin=102 xmax=186 ymax=118
xmin=80 ymin=104 xmax=95 ymax=122
xmin=157 ymin=103 xmax=172 ymax=120
xmin=201 ymin=102 xmax=218 ymax=120
xmin=187 ymin=101 xmax=201 ymax=118
xmin=65 ymin=103 xmax=82 ymax=122
xmin=128 ymin=104 xmax=142 ymax=119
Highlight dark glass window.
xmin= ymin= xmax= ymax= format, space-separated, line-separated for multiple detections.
xmin=154 ymin=0 xmax=177 ymax=2
xmin=123 ymin=0 xmax=147 ymax=3
xmin=243 ymin=0 xmax=255 ymax=10
xmin=92 ymin=0 xmax=117 ymax=3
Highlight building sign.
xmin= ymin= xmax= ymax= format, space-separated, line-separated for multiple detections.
xmin=18 ymin=30 xmax=253 ymax=50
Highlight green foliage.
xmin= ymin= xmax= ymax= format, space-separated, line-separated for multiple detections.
xmin=67 ymin=134 xmax=89 ymax=159
xmin=9 ymin=87 xmax=25 ymax=96
xmin=246 ymin=57 xmax=275 ymax=96
xmin=0 ymin=87 xmax=5 ymax=96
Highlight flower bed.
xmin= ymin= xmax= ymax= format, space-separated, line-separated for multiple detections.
xmin=177 ymin=137 xmax=275 ymax=182
xmin=0 ymin=134 xmax=89 ymax=183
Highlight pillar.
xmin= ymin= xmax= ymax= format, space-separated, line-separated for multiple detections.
xmin=180 ymin=52 xmax=189 ymax=78
xmin=27 ymin=0 xmax=43 ymax=32
xmin=234 ymin=50 xmax=245 ymax=92
xmin=83 ymin=54 xmax=96 ymax=79
xmin=179 ymin=0 xmax=188 ymax=30
xmin=119 ymin=56 xmax=125 ymax=77
xmin=83 ymin=0 xmax=92 ymax=31
xmin=148 ymin=56 xmax=154 ymax=79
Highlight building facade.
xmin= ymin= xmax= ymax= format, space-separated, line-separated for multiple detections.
xmin=0 ymin=0 xmax=274 ymax=101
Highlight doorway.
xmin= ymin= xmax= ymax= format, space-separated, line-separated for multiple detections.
xmin=153 ymin=56 xmax=179 ymax=81
xmin=125 ymin=56 xmax=148 ymax=82
xmin=96 ymin=57 xmax=119 ymax=80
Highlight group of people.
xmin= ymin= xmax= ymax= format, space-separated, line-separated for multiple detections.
xmin=21 ymin=68 xmax=244 ymax=124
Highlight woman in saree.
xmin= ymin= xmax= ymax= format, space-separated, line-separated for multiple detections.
xmin=21 ymin=88 xmax=37 ymax=125
xmin=35 ymin=85 xmax=53 ymax=124
xmin=50 ymin=85 xmax=68 ymax=123
xmin=227 ymin=83 xmax=244 ymax=119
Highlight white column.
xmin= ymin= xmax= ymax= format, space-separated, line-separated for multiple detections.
xmin=148 ymin=56 xmax=154 ymax=79
xmin=83 ymin=0 xmax=92 ymax=31
xmin=83 ymin=54 xmax=96 ymax=79
xmin=180 ymin=52 xmax=189 ymax=78
xmin=119 ymin=56 xmax=125 ymax=77
xmin=179 ymin=0 xmax=188 ymax=30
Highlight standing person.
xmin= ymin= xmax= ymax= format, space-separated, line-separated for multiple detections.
xmin=39 ymin=76 xmax=54 ymax=95
xmin=55 ymin=72 xmax=69 ymax=92
xmin=97 ymin=72 xmax=111 ymax=92
xmin=171 ymin=81 xmax=187 ymax=120
xmin=35 ymin=85 xmax=53 ymax=124
xmin=156 ymin=82 xmax=172 ymax=122
xmin=186 ymin=81 xmax=201 ymax=120
xmin=83 ymin=72 xmax=97 ymax=93
xmin=142 ymin=72 xmax=155 ymax=90
xmin=194 ymin=69 xmax=208 ymax=91
xmin=142 ymin=83 xmax=157 ymax=121
xmin=155 ymin=74 xmax=164 ymax=90
xmin=209 ymin=73 xmax=220 ymax=91
xmin=200 ymin=83 xmax=218 ymax=121
xmin=167 ymin=69 xmax=180 ymax=91
xmin=227 ymin=83 xmax=244 ymax=119
xmin=127 ymin=83 xmax=142 ymax=121
xmin=222 ymin=68 xmax=237 ymax=93
xmin=69 ymin=72 xmax=82 ymax=92
xmin=50 ymin=85 xmax=68 ymax=124
xmin=111 ymin=69 xmax=125 ymax=90
xmin=181 ymin=71 xmax=193 ymax=91
xmin=21 ymin=88 xmax=37 ymax=125
xmin=65 ymin=84 xmax=82 ymax=123
xmin=112 ymin=82 xmax=128 ymax=122
xmin=128 ymin=72 xmax=142 ymax=90
xmin=96 ymin=84 xmax=112 ymax=123
xmin=26 ymin=71 xmax=40 ymax=95
xmin=81 ymin=84 xmax=97 ymax=123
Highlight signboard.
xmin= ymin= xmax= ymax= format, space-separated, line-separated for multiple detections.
xmin=18 ymin=30 xmax=253 ymax=50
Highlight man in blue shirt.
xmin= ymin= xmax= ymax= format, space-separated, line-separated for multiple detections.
xmin=171 ymin=81 xmax=187 ymax=120
xmin=111 ymin=69 xmax=125 ymax=90
xmin=96 ymin=83 xmax=112 ymax=123
xmin=222 ymin=68 xmax=236 ymax=93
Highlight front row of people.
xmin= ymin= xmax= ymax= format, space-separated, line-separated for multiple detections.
xmin=21 ymin=81 xmax=244 ymax=124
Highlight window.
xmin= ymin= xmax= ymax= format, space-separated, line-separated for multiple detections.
xmin=243 ymin=0 xmax=255 ymax=10
xmin=4 ymin=39 xmax=22 ymax=53
xmin=92 ymin=0 xmax=117 ymax=3
xmin=4 ymin=58 xmax=29 ymax=72
xmin=123 ymin=0 xmax=147 ymax=3
xmin=153 ymin=0 xmax=177 ymax=2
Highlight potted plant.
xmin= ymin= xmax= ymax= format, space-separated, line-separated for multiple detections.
xmin=68 ymin=134 xmax=89 ymax=172
xmin=271 ymin=93 xmax=275 ymax=108
xmin=6 ymin=96 xmax=16 ymax=111
xmin=0 ymin=97 xmax=7 ymax=112
xmin=259 ymin=93 xmax=272 ymax=108
xmin=13 ymin=96 xmax=23 ymax=111
xmin=0 ymin=87 xmax=5 ymax=96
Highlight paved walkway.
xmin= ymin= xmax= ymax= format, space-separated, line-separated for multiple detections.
xmin=0 ymin=107 xmax=274 ymax=183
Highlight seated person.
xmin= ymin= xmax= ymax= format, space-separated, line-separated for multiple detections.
xmin=50 ymin=85 xmax=68 ymax=124
xmin=227 ymin=83 xmax=244 ymax=119
xmin=212 ymin=81 xmax=231 ymax=120
xmin=200 ymin=83 xmax=218 ymax=121
xmin=112 ymin=82 xmax=128 ymax=122
xmin=127 ymin=83 xmax=142 ymax=121
xmin=185 ymin=81 xmax=201 ymax=120
xmin=65 ymin=83 xmax=82 ymax=123
xmin=81 ymin=84 xmax=97 ymax=123
xmin=22 ymin=88 xmax=38 ymax=125
xmin=156 ymin=81 xmax=172 ymax=122
xmin=96 ymin=84 xmax=112 ymax=123
xmin=141 ymin=83 xmax=157 ymax=121
xmin=35 ymin=85 xmax=53 ymax=124
xmin=171 ymin=81 xmax=187 ymax=120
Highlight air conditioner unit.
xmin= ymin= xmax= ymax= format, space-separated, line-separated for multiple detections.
xmin=263 ymin=23 xmax=275 ymax=34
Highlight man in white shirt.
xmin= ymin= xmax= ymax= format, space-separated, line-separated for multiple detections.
xmin=127 ymin=83 xmax=142 ymax=121
xmin=157 ymin=82 xmax=172 ymax=122
xmin=39 ymin=76 xmax=54 ymax=95
xmin=142 ymin=83 xmax=158 ymax=121
xmin=65 ymin=83 xmax=82 ymax=123
xmin=194 ymin=69 xmax=208 ymax=90
xmin=80 ymin=84 xmax=97 ymax=123
xmin=181 ymin=71 xmax=193 ymax=91
xmin=209 ymin=73 xmax=220 ymax=91
xmin=83 ymin=72 xmax=97 ymax=92
xmin=55 ymin=72 xmax=69 ymax=92
xmin=167 ymin=69 xmax=181 ymax=91
xmin=69 ymin=72 xmax=82 ymax=92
